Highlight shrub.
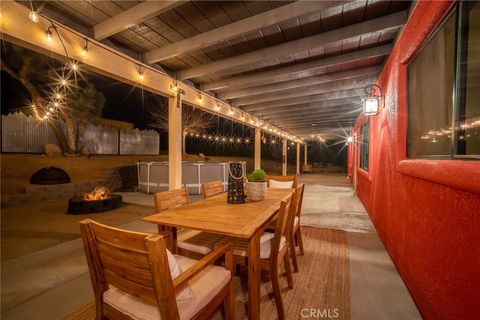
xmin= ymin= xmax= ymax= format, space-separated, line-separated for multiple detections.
xmin=247 ymin=169 xmax=266 ymax=182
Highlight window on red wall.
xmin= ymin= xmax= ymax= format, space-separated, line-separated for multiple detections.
xmin=407 ymin=2 xmax=479 ymax=159
xmin=360 ymin=121 xmax=370 ymax=171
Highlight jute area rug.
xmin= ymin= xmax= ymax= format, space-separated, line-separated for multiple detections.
xmin=65 ymin=227 xmax=350 ymax=320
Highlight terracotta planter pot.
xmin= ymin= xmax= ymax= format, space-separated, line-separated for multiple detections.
xmin=245 ymin=181 xmax=267 ymax=201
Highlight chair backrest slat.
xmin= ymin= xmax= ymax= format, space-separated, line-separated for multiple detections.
xmin=201 ymin=180 xmax=224 ymax=199
xmin=265 ymin=175 xmax=298 ymax=188
xmin=296 ymin=184 xmax=305 ymax=218
xmin=154 ymin=188 xmax=190 ymax=212
xmin=287 ymin=186 xmax=303 ymax=238
xmin=270 ymin=195 xmax=292 ymax=260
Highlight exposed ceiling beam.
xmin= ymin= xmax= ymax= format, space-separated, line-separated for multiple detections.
xmin=293 ymin=125 xmax=351 ymax=131
xmin=204 ymin=44 xmax=392 ymax=91
xmin=277 ymin=118 xmax=356 ymax=127
xmin=232 ymin=76 xmax=377 ymax=106
xmin=263 ymin=106 xmax=360 ymax=121
xmin=291 ymin=127 xmax=350 ymax=135
xmin=178 ymin=11 xmax=406 ymax=80
xmin=277 ymin=115 xmax=358 ymax=125
xmin=242 ymin=89 xmax=363 ymax=112
xmin=252 ymin=99 xmax=360 ymax=116
xmin=143 ymin=0 xmax=345 ymax=63
xmin=92 ymin=1 xmax=183 ymax=40
xmin=220 ymin=65 xmax=381 ymax=99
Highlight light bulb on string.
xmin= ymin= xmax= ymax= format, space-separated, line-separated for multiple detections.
xmin=29 ymin=10 xmax=39 ymax=23
xmin=71 ymin=61 xmax=79 ymax=72
xmin=81 ymin=38 xmax=89 ymax=57
xmin=45 ymin=28 xmax=53 ymax=43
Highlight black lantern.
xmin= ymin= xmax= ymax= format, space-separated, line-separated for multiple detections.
xmin=227 ymin=162 xmax=245 ymax=204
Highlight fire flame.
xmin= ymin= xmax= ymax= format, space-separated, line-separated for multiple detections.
xmin=84 ymin=186 xmax=110 ymax=201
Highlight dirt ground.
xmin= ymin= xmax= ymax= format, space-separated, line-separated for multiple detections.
xmin=0 ymin=198 xmax=155 ymax=261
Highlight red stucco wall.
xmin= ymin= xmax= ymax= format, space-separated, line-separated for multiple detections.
xmin=348 ymin=1 xmax=480 ymax=319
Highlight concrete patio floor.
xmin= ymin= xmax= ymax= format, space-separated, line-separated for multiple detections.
xmin=1 ymin=173 xmax=421 ymax=320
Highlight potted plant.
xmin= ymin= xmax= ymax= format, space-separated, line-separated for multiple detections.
xmin=245 ymin=169 xmax=267 ymax=201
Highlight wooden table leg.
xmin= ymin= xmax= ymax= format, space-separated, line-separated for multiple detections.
xmin=247 ymin=230 xmax=261 ymax=320
xmin=157 ymin=225 xmax=177 ymax=253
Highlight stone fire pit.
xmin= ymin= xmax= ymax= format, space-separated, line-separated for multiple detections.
xmin=67 ymin=186 xmax=122 ymax=214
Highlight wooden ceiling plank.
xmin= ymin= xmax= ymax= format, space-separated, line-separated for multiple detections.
xmin=242 ymin=89 xmax=363 ymax=111
xmin=253 ymin=99 xmax=361 ymax=116
xmin=92 ymin=1 xmax=183 ymax=40
xmin=204 ymin=44 xmax=392 ymax=91
xmin=221 ymin=65 xmax=380 ymax=99
xmin=143 ymin=1 xmax=344 ymax=63
xmin=178 ymin=10 xmax=406 ymax=80
xmin=231 ymin=75 xmax=377 ymax=106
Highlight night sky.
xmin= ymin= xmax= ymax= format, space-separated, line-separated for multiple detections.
xmin=1 ymin=68 xmax=160 ymax=130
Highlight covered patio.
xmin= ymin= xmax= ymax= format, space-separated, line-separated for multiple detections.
xmin=1 ymin=174 xmax=420 ymax=320
xmin=1 ymin=1 xmax=479 ymax=320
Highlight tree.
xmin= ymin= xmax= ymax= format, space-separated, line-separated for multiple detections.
xmin=1 ymin=43 xmax=105 ymax=154
xmin=149 ymin=97 xmax=214 ymax=155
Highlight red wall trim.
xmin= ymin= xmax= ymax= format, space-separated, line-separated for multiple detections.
xmin=398 ymin=160 xmax=480 ymax=194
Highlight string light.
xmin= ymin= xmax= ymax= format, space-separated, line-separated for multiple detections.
xmin=138 ymin=70 xmax=145 ymax=82
xmin=215 ymin=104 xmax=221 ymax=111
xmin=229 ymin=107 xmax=234 ymax=115
xmin=45 ymin=28 xmax=52 ymax=43
xmin=71 ymin=61 xmax=78 ymax=71
xmin=81 ymin=38 xmax=89 ymax=57
xmin=29 ymin=10 xmax=39 ymax=23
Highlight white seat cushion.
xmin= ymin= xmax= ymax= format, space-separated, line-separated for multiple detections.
xmin=215 ymin=232 xmax=286 ymax=259
xmin=177 ymin=229 xmax=224 ymax=255
xmin=269 ymin=179 xmax=294 ymax=188
xmin=166 ymin=249 xmax=193 ymax=300
xmin=103 ymin=255 xmax=231 ymax=320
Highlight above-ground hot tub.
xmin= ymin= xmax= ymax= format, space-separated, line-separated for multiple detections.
xmin=137 ymin=161 xmax=246 ymax=195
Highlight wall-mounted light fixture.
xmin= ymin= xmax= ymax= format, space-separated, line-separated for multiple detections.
xmin=362 ymin=84 xmax=383 ymax=116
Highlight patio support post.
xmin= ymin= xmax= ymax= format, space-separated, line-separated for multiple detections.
xmin=168 ymin=97 xmax=182 ymax=190
xmin=282 ymin=138 xmax=287 ymax=176
xmin=254 ymin=127 xmax=261 ymax=170
xmin=304 ymin=144 xmax=308 ymax=165
xmin=296 ymin=143 xmax=301 ymax=175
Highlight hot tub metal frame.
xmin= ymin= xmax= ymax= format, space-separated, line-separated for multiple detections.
xmin=137 ymin=161 xmax=246 ymax=195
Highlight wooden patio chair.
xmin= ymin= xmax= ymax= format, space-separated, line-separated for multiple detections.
xmin=266 ymin=185 xmax=303 ymax=272
xmin=201 ymin=181 xmax=224 ymax=199
xmin=79 ymin=219 xmax=234 ymax=320
xmin=154 ymin=188 xmax=225 ymax=260
xmin=214 ymin=195 xmax=294 ymax=320
xmin=265 ymin=175 xmax=298 ymax=188
xmin=293 ymin=184 xmax=306 ymax=257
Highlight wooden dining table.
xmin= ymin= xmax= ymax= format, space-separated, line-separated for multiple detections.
xmin=143 ymin=188 xmax=293 ymax=320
